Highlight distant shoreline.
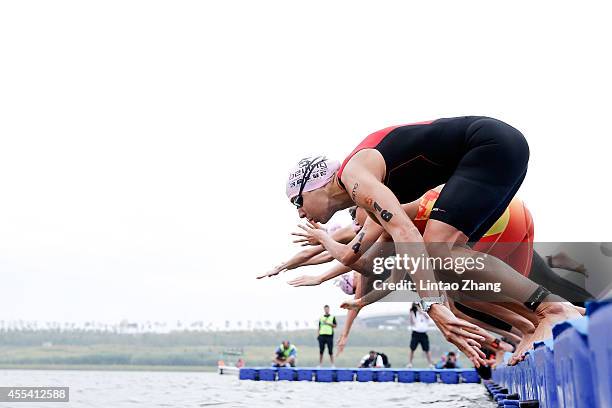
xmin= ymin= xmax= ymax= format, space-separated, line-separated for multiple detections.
xmin=0 ymin=328 xmax=452 ymax=368
xmin=0 ymin=364 xmax=218 ymax=372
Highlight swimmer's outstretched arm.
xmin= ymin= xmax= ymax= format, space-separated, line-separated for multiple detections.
xmin=282 ymin=246 xmax=326 ymax=270
xmin=292 ymin=224 xmax=355 ymax=246
xmin=301 ymin=251 xmax=334 ymax=266
xmin=341 ymin=172 xmax=439 ymax=305
xmin=340 ymin=162 xmax=486 ymax=366
xmin=257 ymin=226 xmax=354 ymax=279
xmin=299 ymin=217 xmax=384 ymax=266
xmin=298 ymin=198 xmax=423 ymax=267
xmin=288 ymin=263 xmax=351 ymax=287
xmin=257 ymin=245 xmax=325 ymax=278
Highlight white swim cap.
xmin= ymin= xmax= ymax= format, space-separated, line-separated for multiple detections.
xmin=335 ymin=273 xmax=355 ymax=295
xmin=286 ymin=156 xmax=340 ymax=200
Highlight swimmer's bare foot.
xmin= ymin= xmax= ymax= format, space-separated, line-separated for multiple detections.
xmin=510 ymin=302 xmax=582 ymax=364
xmin=547 ymin=252 xmax=588 ymax=276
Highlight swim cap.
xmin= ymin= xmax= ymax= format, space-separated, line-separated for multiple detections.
xmin=286 ymin=156 xmax=340 ymax=200
xmin=335 ymin=273 xmax=355 ymax=295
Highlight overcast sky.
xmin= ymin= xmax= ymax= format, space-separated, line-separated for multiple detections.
xmin=1 ymin=1 xmax=610 ymax=326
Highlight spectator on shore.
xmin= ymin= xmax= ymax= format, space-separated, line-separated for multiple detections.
xmin=359 ymin=350 xmax=391 ymax=368
xmin=317 ymin=304 xmax=337 ymax=367
xmin=436 ymin=351 xmax=461 ymax=369
xmin=273 ymin=340 xmax=297 ymax=367
xmin=407 ymin=303 xmax=434 ymax=368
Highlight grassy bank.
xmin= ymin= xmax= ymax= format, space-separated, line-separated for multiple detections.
xmin=0 ymin=364 xmax=216 ymax=372
xmin=0 ymin=328 xmax=458 ymax=371
xmin=0 ymin=345 xmax=451 ymax=369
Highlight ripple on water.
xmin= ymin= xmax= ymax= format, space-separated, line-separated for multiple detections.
xmin=0 ymin=370 xmax=496 ymax=408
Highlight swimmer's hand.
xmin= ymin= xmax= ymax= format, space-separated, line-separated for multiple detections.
xmin=288 ymin=275 xmax=322 ymax=287
xmin=256 ymin=264 xmax=285 ymax=279
xmin=428 ymin=304 xmax=488 ymax=368
xmin=340 ymin=298 xmax=364 ymax=312
xmin=497 ymin=340 xmax=515 ymax=353
xmin=291 ymin=221 xmax=327 ymax=246
xmin=474 ymin=327 xmax=514 ymax=353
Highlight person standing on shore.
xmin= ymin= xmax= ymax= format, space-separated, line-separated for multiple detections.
xmin=407 ymin=303 xmax=434 ymax=368
xmin=317 ymin=305 xmax=337 ymax=367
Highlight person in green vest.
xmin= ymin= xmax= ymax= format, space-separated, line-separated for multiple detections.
xmin=317 ymin=304 xmax=337 ymax=367
xmin=273 ymin=340 xmax=297 ymax=367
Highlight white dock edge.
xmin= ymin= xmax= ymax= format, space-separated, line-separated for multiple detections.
xmin=218 ymin=366 xmax=240 ymax=375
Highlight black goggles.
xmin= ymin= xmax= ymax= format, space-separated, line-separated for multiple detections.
xmin=291 ymin=156 xmax=325 ymax=209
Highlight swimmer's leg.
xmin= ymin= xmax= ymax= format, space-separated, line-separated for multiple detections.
xmin=355 ymin=230 xmax=542 ymax=360
xmin=357 ymin=245 xmax=528 ymax=355
xmin=423 ymin=220 xmax=581 ymax=360
xmin=546 ymin=251 xmax=588 ymax=275
xmin=530 ymin=251 xmax=593 ymax=306
xmin=451 ymin=301 xmax=532 ymax=350
xmin=450 ymin=299 xmax=533 ymax=357
xmin=454 ymin=299 xmax=535 ymax=334
xmin=470 ymin=302 xmax=538 ymax=364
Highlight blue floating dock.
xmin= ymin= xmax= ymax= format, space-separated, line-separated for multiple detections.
xmin=439 ymin=369 xmax=459 ymax=384
xmin=374 ymin=369 xmax=395 ymax=382
xmin=356 ymin=368 xmax=375 ymax=382
xmin=336 ymin=369 xmax=355 ymax=382
xmin=315 ymin=368 xmax=335 ymax=382
xmin=258 ymin=368 xmax=276 ymax=381
xmin=238 ymin=300 xmax=611 ymax=408
xmin=534 ymin=339 xmax=557 ymax=407
xmin=296 ymin=368 xmax=314 ymax=381
xmin=588 ymin=301 xmax=612 ymax=408
xmin=418 ymin=370 xmax=437 ymax=383
xmin=239 ymin=366 xmax=480 ymax=384
xmin=277 ymin=367 xmax=296 ymax=381
xmin=397 ymin=369 xmax=417 ymax=383
xmin=460 ymin=369 xmax=480 ymax=383
xmin=239 ymin=368 xmax=256 ymax=380
xmin=491 ymin=300 xmax=612 ymax=408
xmin=238 ymin=303 xmax=611 ymax=406
xmin=553 ymin=318 xmax=596 ymax=407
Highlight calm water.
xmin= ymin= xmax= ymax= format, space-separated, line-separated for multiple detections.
xmin=0 ymin=369 xmax=495 ymax=408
